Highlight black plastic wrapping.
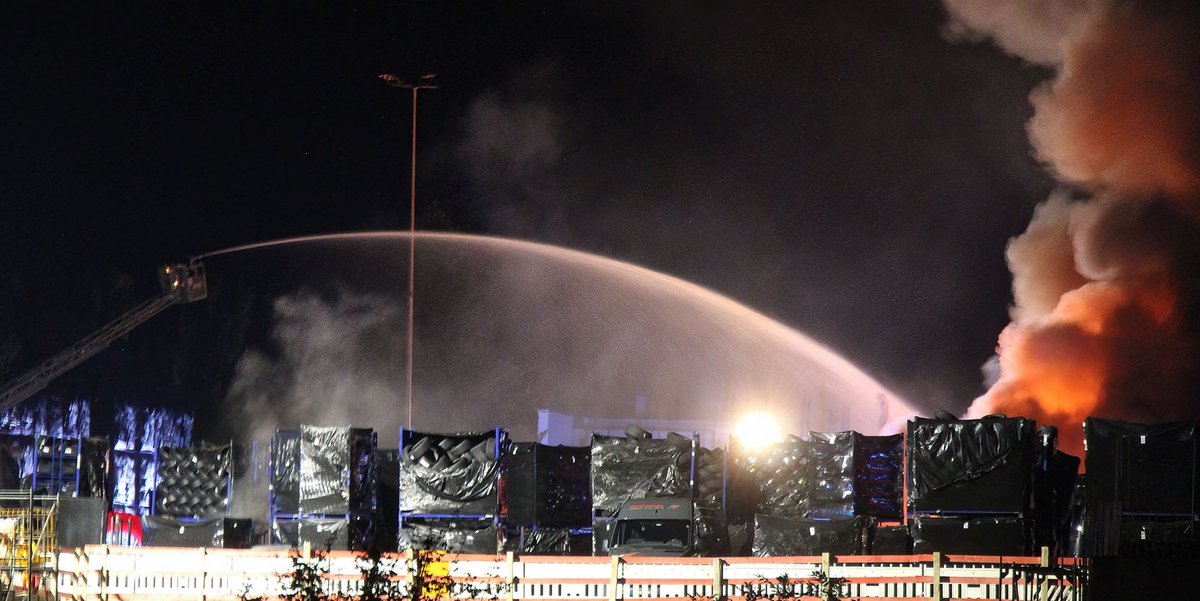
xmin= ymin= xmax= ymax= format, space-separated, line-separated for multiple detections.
xmin=375 ymin=449 xmax=401 ymax=550
xmin=503 ymin=443 xmax=536 ymax=526
xmin=399 ymin=518 xmax=499 ymax=554
xmin=695 ymin=447 xmax=725 ymax=507
xmin=349 ymin=429 xmax=377 ymax=517
xmin=1033 ymin=443 xmax=1081 ymax=555
xmin=728 ymin=521 xmax=753 ymax=556
xmin=399 ymin=430 xmax=506 ymax=516
xmin=272 ymin=430 xmax=301 ymax=514
xmin=751 ymin=514 xmax=864 ymax=556
xmin=518 ymin=527 xmax=573 ymax=554
xmin=1083 ymin=418 xmax=1199 ymax=515
xmin=274 ymin=515 xmax=371 ymax=551
xmin=907 ymin=416 xmax=1036 ymax=513
xmin=537 ymin=444 xmax=591 ymax=527
xmin=1119 ymin=520 xmax=1199 ymax=558
xmin=114 ymin=404 xmax=138 ymax=451
xmin=155 ymin=445 xmax=231 ymax=518
xmin=300 ymin=426 xmax=351 ymax=515
xmin=870 ymin=525 xmax=912 ymax=554
xmin=910 ymin=515 xmax=1027 ymax=555
xmin=142 ymin=515 xmax=223 ymax=547
xmin=1068 ymin=475 xmax=1121 ymax=557
xmin=80 ymin=437 xmax=109 ymax=498
xmin=141 ymin=407 xmax=193 ymax=451
xmin=853 ymin=433 xmax=902 ymax=518
xmin=730 ymin=439 xmax=812 ymax=520
xmin=590 ymin=434 xmax=691 ymax=516
xmin=9 ymin=441 xmax=32 ymax=485
xmin=809 ymin=432 xmax=854 ymax=517
xmin=505 ymin=443 xmax=590 ymax=528
xmin=272 ymin=518 xmax=300 ymax=547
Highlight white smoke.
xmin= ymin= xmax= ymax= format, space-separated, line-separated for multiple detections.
xmin=941 ymin=0 xmax=1095 ymax=66
xmin=224 ymin=290 xmax=406 ymax=446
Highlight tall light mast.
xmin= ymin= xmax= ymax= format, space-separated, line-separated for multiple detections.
xmin=380 ymin=72 xmax=437 ymax=430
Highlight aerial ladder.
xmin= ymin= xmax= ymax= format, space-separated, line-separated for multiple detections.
xmin=0 ymin=261 xmax=208 ymax=414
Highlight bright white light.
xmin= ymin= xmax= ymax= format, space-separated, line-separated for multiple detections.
xmin=733 ymin=412 xmax=782 ymax=451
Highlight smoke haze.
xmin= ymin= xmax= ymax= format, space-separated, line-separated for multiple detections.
xmin=225 ymin=291 xmax=405 ymax=447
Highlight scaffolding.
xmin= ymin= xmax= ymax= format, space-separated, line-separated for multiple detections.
xmin=0 ymin=490 xmax=60 ymax=601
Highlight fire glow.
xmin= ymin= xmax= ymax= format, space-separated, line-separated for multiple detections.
xmin=948 ymin=0 xmax=1200 ymax=458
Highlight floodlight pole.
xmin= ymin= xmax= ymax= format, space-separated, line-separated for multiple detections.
xmin=381 ymin=72 xmax=438 ymax=431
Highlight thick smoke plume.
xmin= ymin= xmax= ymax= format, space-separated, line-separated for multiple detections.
xmin=949 ymin=0 xmax=1200 ymax=457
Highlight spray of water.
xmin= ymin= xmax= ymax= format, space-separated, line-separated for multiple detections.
xmin=210 ymin=231 xmax=919 ymax=521
xmin=209 ymin=231 xmax=917 ymax=447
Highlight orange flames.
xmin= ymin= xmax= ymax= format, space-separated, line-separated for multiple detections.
xmin=953 ymin=1 xmax=1200 ymax=459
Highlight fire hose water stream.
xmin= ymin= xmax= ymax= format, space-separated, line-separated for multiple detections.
xmin=201 ymin=231 xmax=917 ymax=443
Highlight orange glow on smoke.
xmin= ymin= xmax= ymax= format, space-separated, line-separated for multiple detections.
xmin=977 ymin=277 xmax=1186 ymax=459
xmin=966 ymin=1 xmax=1200 ymax=463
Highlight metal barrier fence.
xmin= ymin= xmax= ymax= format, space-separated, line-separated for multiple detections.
xmin=56 ymin=546 xmax=1088 ymax=601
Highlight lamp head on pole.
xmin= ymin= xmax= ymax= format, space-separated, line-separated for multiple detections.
xmin=379 ymin=72 xmax=438 ymax=90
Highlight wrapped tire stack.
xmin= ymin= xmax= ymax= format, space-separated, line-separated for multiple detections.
xmin=694 ymin=447 xmax=725 ymax=508
xmin=906 ymin=416 xmax=1036 ymax=555
xmin=589 ymin=432 xmax=692 ymax=517
xmin=726 ymin=437 xmax=811 ymax=555
xmin=910 ymin=515 xmax=1027 ymax=555
xmin=730 ymin=437 xmax=812 ymax=520
xmin=155 ymin=445 xmax=231 ymax=519
xmin=589 ymin=429 xmax=694 ymax=555
xmin=503 ymin=442 xmax=590 ymax=555
xmin=1081 ymin=418 xmax=1200 ymax=558
xmin=398 ymin=429 xmax=507 ymax=553
xmin=147 ymin=444 xmax=232 ymax=547
xmin=1032 ymin=426 xmax=1081 ymax=555
xmin=270 ymin=426 xmax=378 ymax=551
xmin=852 ymin=433 xmax=903 ymax=520
xmin=751 ymin=513 xmax=866 ymax=556
xmin=111 ymin=402 xmax=193 ymax=514
xmin=808 ymin=431 xmax=855 ymax=517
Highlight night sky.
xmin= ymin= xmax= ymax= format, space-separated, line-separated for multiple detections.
xmin=1 ymin=2 xmax=1060 ymax=437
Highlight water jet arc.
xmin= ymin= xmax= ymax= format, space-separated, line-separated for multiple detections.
xmin=206 ymin=231 xmax=917 ymax=438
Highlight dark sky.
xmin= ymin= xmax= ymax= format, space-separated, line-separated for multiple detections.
xmin=0 ymin=2 xmax=1056 ymax=434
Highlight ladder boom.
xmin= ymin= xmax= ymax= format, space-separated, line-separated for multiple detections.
xmin=0 ymin=261 xmax=206 ymax=413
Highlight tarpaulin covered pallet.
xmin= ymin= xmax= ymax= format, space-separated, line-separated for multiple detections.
xmin=1083 ymin=418 xmax=1199 ymax=515
xmin=906 ymin=416 xmax=1036 ymax=514
xmin=504 ymin=442 xmax=590 ymax=529
xmin=397 ymin=517 xmax=499 ymax=553
xmin=590 ymin=434 xmax=690 ymax=516
xmin=155 ymin=444 xmax=231 ymax=518
xmin=271 ymin=426 xmax=377 ymax=550
xmin=910 ymin=515 xmax=1027 ymax=555
xmin=809 ymin=432 xmax=855 ymax=517
xmin=853 ymin=433 xmax=903 ymax=519
xmin=729 ymin=437 xmax=812 ymax=520
xmin=751 ymin=513 xmax=865 ymax=556
xmin=398 ymin=429 xmax=506 ymax=516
